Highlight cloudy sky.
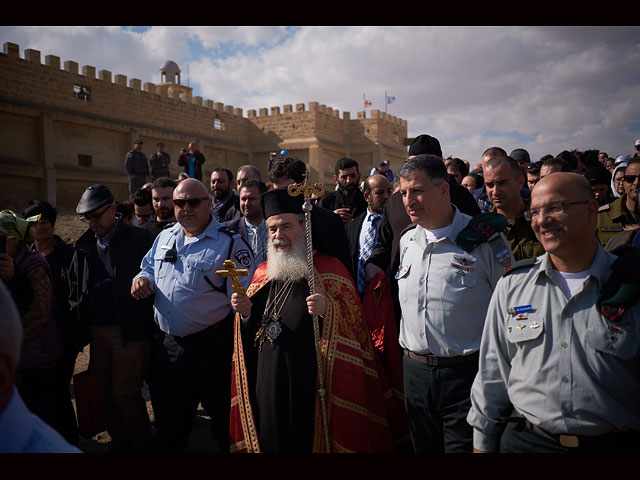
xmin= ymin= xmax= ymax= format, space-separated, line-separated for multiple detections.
xmin=2 ymin=26 xmax=639 ymax=164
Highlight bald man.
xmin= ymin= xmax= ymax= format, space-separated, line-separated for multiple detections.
xmin=468 ymin=172 xmax=640 ymax=453
xmin=346 ymin=174 xmax=392 ymax=295
xmin=132 ymin=178 xmax=256 ymax=452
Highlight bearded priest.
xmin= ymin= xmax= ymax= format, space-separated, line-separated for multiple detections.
xmin=229 ymin=187 xmax=394 ymax=453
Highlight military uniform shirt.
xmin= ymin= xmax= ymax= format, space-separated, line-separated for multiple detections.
xmin=135 ymin=216 xmax=255 ymax=337
xmin=596 ymin=195 xmax=638 ymax=247
xmin=396 ymin=206 xmax=511 ymax=357
xmin=467 ymin=248 xmax=640 ymax=452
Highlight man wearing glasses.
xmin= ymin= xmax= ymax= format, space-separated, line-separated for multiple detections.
xmin=468 ymin=172 xmax=640 ymax=453
xmin=131 ymin=178 xmax=255 ymax=452
xmin=69 ymin=184 xmax=156 ymax=452
xmin=596 ymin=159 xmax=640 ymax=247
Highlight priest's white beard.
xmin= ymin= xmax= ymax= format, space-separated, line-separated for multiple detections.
xmin=266 ymin=233 xmax=308 ymax=282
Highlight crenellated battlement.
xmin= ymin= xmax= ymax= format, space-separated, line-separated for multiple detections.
xmin=2 ymin=42 xmax=407 ymax=129
xmin=0 ymin=41 xmax=408 ymax=211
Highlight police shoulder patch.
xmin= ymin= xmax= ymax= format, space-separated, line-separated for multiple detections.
xmin=233 ymin=249 xmax=252 ymax=267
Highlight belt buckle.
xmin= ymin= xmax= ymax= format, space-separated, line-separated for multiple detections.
xmin=559 ymin=435 xmax=579 ymax=448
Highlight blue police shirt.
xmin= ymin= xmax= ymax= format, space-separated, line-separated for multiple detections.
xmin=135 ymin=215 xmax=255 ymax=337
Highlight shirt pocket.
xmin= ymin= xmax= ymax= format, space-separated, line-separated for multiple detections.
xmin=584 ymin=318 xmax=639 ymax=360
xmin=505 ymin=315 xmax=544 ymax=375
xmin=184 ymin=256 xmax=218 ymax=291
xmin=395 ymin=263 xmax=411 ymax=303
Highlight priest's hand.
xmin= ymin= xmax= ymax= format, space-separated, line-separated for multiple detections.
xmin=306 ymin=293 xmax=327 ymax=317
xmin=131 ymin=276 xmax=154 ymax=299
xmin=232 ymin=292 xmax=252 ymax=317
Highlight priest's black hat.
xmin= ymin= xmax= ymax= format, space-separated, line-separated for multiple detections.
xmin=260 ymin=187 xmax=304 ymax=219
xmin=408 ymin=134 xmax=443 ymax=158
xmin=76 ymin=184 xmax=114 ymax=215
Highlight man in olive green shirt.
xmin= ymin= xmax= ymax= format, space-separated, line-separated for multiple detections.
xmin=484 ymin=156 xmax=545 ymax=260
xmin=596 ymin=159 xmax=640 ymax=247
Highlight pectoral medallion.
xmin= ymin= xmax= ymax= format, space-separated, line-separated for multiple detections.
xmin=255 ymin=314 xmax=283 ymax=351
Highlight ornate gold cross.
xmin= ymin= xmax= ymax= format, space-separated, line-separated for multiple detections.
xmin=216 ymin=259 xmax=249 ymax=294
xmin=287 ymin=171 xmax=325 ymax=204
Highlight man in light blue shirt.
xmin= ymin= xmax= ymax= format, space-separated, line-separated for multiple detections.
xmin=132 ymin=178 xmax=255 ymax=452
xmin=396 ymin=155 xmax=513 ymax=453
xmin=0 ymin=282 xmax=81 ymax=453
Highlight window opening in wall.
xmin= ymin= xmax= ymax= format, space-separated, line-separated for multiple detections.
xmin=73 ymin=85 xmax=91 ymax=101
xmin=214 ymin=118 xmax=224 ymax=130
xmin=78 ymin=154 xmax=93 ymax=167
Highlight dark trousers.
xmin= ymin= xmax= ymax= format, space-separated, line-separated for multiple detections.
xmin=151 ymin=314 xmax=234 ymax=453
xmin=91 ymin=326 xmax=152 ymax=452
xmin=500 ymin=420 xmax=640 ymax=453
xmin=403 ymin=352 xmax=478 ymax=453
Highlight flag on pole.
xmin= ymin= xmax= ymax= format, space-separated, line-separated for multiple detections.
xmin=364 ymin=100 xmax=372 ymax=107
xmin=385 ymin=95 xmax=396 ymax=104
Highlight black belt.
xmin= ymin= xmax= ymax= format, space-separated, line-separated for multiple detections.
xmin=511 ymin=413 xmax=637 ymax=449
xmin=403 ymin=348 xmax=479 ymax=366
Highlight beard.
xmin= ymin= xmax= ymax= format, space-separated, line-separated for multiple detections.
xmin=266 ymin=233 xmax=308 ymax=282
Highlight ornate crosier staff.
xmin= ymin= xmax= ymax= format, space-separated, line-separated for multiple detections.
xmin=287 ymin=172 xmax=330 ymax=452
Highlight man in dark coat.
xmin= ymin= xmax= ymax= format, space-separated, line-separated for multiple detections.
xmin=68 ymin=184 xmax=155 ymax=452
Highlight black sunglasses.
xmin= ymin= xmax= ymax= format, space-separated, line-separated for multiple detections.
xmin=623 ymin=174 xmax=639 ymax=183
xmin=172 ymin=197 xmax=209 ymax=208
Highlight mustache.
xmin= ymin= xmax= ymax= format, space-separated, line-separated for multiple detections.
xmin=271 ymin=238 xmax=291 ymax=247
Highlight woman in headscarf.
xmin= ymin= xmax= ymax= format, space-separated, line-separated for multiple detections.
xmin=0 ymin=210 xmax=63 ymax=430
xmin=611 ymin=162 xmax=628 ymax=198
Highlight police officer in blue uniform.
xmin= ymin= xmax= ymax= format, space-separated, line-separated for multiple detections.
xmin=132 ymin=178 xmax=255 ymax=452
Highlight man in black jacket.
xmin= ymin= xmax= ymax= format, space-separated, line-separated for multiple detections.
xmin=68 ymin=184 xmax=155 ymax=452
xmin=177 ymin=142 xmax=206 ymax=182
xmin=317 ymin=157 xmax=368 ymax=227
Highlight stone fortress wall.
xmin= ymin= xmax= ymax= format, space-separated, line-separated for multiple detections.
xmin=0 ymin=41 xmax=408 ymax=211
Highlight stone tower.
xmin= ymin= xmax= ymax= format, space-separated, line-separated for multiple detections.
xmin=158 ymin=60 xmax=192 ymax=100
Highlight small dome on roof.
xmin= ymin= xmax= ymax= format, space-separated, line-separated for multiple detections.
xmin=160 ymin=60 xmax=180 ymax=73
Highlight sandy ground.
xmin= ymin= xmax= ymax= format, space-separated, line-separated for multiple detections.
xmin=56 ymin=211 xmax=217 ymax=453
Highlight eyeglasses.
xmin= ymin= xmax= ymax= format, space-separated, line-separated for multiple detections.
xmin=172 ymin=197 xmax=209 ymax=209
xmin=80 ymin=204 xmax=111 ymax=222
xmin=523 ymin=200 xmax=590 ymax=221
xmin=623 ymin=174 xmax=639 ymax=183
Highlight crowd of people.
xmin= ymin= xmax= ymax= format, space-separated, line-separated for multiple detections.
xmin=1 ymin=134 xmax=639 ymax=454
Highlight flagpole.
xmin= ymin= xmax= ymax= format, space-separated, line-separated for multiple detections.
xmin=385 ymin=90 xmax=387 ymax=113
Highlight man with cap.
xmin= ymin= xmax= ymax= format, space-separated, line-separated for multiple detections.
xmin=228 ymin=188 xmax=395 ymax=453
xmin=510 ymin=148 xmax=531 ymax=181
xmin=394 ymin=154 xmax=514 ymax=453
xmin=370 ymin=160 xmax=395 ymax=183
xmin=149 ymin=142 xmax=171 ymax=181
xmin=131 ymin=178 xmax=255 ymax=453
xmin=582 ymin=163 xmax=613 ymax=207
xmin=634 ymin=139 xmax=640 ymax=159
xmin=125 ymin=140 xmax=149 ymax=200
xmin=68 ymin=184 xmax=155 ymax=452
xmin=468 ymin=172 xmax=640 ymax=453
xmin=596 ymin=158 xmax=640 ymax=248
